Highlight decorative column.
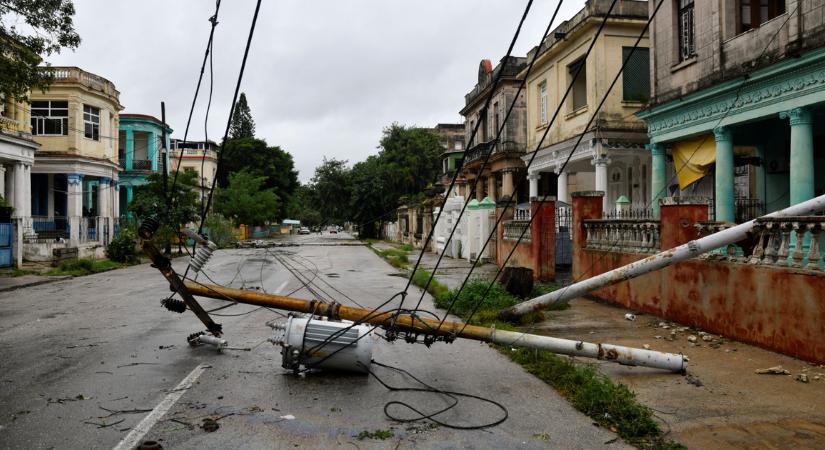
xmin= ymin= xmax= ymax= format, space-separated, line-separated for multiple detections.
xmin=475 ymin=179 xmax=484 ymax=201
xmin=113 ymin=180 xmax=120 ymax=219
xmin=780 ymin=107 xmax=814 ymax=206
xmin=557 ymin=169 xmax=569 ymax=204
xmin=649 ymin=143 xmax=667 ymax=219
xmin=486 ymin=175 xmax=497 ymax=202
xmin=528 ymin=171 xmax=540 ymax=199
xmin=98 ymin=177 xmax=111 ymax=242
xmin=67 ymin=174 xmax=84 ymax=244
xmin=592 ymin=155 xmax=610 ymax=211
xmin=125 ymin=129 xmax=134 ymax=171
xmin=501 ymin=169 xmax=515 ymax=199
xmin=713 ymin=126 xmax=735 ymax=223
xmin=0 ymin=165 xmax=5 ymax=199
xmin=12 ymin=163 xmax=25 ymax=218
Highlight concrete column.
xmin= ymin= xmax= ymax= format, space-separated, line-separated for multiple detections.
xmin=592 ymin=155 xmax=610 ymax=211
xmin=125 ymin=129 xmax=134 ymax=170
xmin=475 ymin=179 xmax=484 ymax=201
xmin=98 ymin=177 xmax=111 ymax=217
xmin=486 ymin=175 xmax=496 ymax=201
xmin=12 ymin=162 xmax=25 ymax=217
xmin=780 ymin=107 xmax=814 ymax=206
xmin=67 ymin=173 xmax=84 ymax=243
xmin=754 ymin=144 xmax=766 ymax=208
xmin=113 ymin=180 xmax=120 ymax=219
xmin=713 ymin=126 xmax=735 ymax=223
xmin=528 ymin=172 xmax=540 ymax=199
xmin=24 ymin=164 xmax=31 ymax=218
xmin=557 ymin=170 xmax=569 ymax=204
xmin=46 ymin=174 xmax=54 ymax=219
xmin=6 ymin=164 xmax=13 ymax=210
xmin=0 ymin=165 xmax=5 ymax=199
xmin=649 ymin=143 xmax=667 ymax=218
xmin=502 ymin=169 xmax=514 ymax=198
xmin=149 ymin=131 xmax=158 ymax=171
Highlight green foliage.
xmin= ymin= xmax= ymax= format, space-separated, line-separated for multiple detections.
xmin=129 ymin=171 xmax=200 ymax=252
xmin=106 ymin=225 xmax=138 ymax=263
xmin=506 ymin=349 xmax=684 ymax=450
xmin=287 ymin=185 xmax=322 ymax=227
xmin=0 ymin=0 xmax=81 ymax=101
xmin=307 ymin=158 xmax=351 ymax=225
xmin=411 ymin=268 xmax=450 ymax=302
xmin=215 ymin=169 xmax=278 ymax=227
xmin=356 ymin=429 xmax=394 ymax=441
xmin=377 ymin=248 xmax=409 ymax=269
xmin=399 ymin=244 xmax=413 ymax=252
xmin=229 ymin=92 xmax=255 ymax=139
xmin=217 ymin=137 xmax=298 ymax=219
xmin=46 ymin=258 xmax=122 ymax=277
xmin=203 ymin=214 xmax=237 ymax=248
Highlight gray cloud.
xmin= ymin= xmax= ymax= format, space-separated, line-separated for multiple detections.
xmin=49 ymin=0 xmax=584 ymax=182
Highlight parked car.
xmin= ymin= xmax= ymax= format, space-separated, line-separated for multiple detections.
xmin=328 ymin=226 xmax=338 ymax=234
xmin=298 ymin=227 xmax=310 ymax=235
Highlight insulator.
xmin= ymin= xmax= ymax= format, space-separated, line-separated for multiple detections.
xmin=138 ymin=216 xmax=160 ymax=239
xmin=188 ymin=240 xmax=217 ymax=273
xmin=161 ymin=298 xmax=187 ymax=313
xmin=187 ymin=331 xmax=205 ymax=346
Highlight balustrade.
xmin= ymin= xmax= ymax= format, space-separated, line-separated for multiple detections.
xmin=583 ymin=219 xmax=660 ymax=253
xmin=747 ymin=217 xmax=824 ymax=270
xmin=503 ymin=220 xmax=531 ymax=242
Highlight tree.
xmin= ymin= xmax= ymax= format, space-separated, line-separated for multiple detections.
xmin=215 ymin=169 xmax=278 ymax=227
xmin=129 ymin=170 xmax=200 ymax=254
xmin=229 ymin=92 xmax=255 ymax=139
xmin=308 ymin=158 xmax=351 ymax=225
xmin=217 ymin=137 xmax=298 ymax=219
xmin=378 ymin=123 xmax=442 ymax=197
xmin=349 ymin=155 xmax=394 ymax=239
xmin=0 ymin=0 xmax=81 ymax=101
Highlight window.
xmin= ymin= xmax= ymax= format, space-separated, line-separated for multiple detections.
xmin=539 ymin=81 xmax=548 ymax=124
xmin=622 ymin=47 xmax=650 ymax=102
xmin=83 ymin=105 xmax=100 ymax=140
xmin=568 ymin=57 xmax=587 ymax=111
xmin=739 ymin=0 xmax=785 ymax=33
xmin=677 ymin=0 xmax=695 ymax=61
xmin=30 ymin=100 xmax=68 ymax=135
xmin=454 ymin=140 xmax=463 ymax=151
xmin=493 ymin=102 xmax=500 ymax=138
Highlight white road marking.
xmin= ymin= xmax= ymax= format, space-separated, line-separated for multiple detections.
xmin=112 ymin=364 xmax=209 ymax=450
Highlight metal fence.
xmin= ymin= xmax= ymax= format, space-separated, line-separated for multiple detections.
xmin=29 ymin=216 xmax=69 ymax=241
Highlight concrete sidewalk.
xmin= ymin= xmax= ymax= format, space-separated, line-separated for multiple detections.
xmin=0 ymin=274 xmax=71 ymax=293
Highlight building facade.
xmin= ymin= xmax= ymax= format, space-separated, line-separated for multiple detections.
xmin=169 ymin=139 xmax=219 ymax=205
xmin=25 ymin=67 xmax=122 ymax=260
xmin=638 ymin=0 xmax=825 ymax=221
xmin=458 ymin=57 xmax=529 ymax=204
xmin=432 ymin=123 xmax=465 ymax=196
xmin=118 ymin=114 xmax=172 ymax=215
xmin=522 ymin=0 xmax=652 ymax=211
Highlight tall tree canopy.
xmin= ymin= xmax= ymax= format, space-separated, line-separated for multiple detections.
xmin=0 ymin=0 xmax=81 ymax=101
xmin=215 ymin=169 xmax=278 ymax=227
xmin=229 ymin=92 xmax=255 ymax=139
xmin=129 ymin=170 xmax=200 ymax=253
xmin=217 ymin=137 xmax=298 ymax=219
xmin=297 ymin=124 xmax=442 ymax=238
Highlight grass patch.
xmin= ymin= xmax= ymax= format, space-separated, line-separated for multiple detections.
xmin=356 ymin=429 xmax=394 ymax=440
xmin=506 ymin=349 xmax=684 ymax=449
xmin=411 ymin=268 xmax=450 ymax=301
xmin=0 ymin=269 xmax=39 ymax=277
xmin=429 ymin=276 xmax=681 ymax=449
xmin=44 ymin=258 xmax=125 ymax=277
xmin=399 ymin=243 xmax=413 ymax=252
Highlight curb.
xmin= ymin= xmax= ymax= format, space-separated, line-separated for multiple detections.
xmin=0 ymin=276 xmax=72 ymax=293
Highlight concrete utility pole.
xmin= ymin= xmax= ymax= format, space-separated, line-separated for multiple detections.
xmin=499 ymin=194 xmax=825 ymax=320
xmin=160 ymin=102 xmax=171 ymax=255
xmin=183 ymin=281 xmax=687 ymax=372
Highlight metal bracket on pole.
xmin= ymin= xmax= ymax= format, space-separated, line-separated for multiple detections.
xmin=139 ymin=217 xmax=222 ymax=336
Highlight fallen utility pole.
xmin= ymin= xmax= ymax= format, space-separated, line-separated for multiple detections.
xmin=183 ymin=280 xmax=687 ymax=372
xmin=499 ymin=194 xmax=825 ymax=320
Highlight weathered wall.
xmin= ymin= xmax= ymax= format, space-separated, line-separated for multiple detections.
xmin=572 ymin=192 xmax=825 ymax=364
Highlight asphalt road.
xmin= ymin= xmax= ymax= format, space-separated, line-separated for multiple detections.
xmin=0 ymin=233 xmax=626 ymax=449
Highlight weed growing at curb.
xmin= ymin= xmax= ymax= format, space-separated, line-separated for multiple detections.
xmin=45 ymin=259 xmax=125 ymax=277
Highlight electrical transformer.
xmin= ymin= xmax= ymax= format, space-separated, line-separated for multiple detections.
xmin=269 ymin=315 xmax=373 ymax=373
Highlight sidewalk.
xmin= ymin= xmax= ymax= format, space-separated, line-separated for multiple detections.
xmin=531 ymin=296 xmax=825 ymax=449
xmin=0 ymin=274 xmax=71 ymax=293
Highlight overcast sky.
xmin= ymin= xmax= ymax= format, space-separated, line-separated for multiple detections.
xmin=49 ymin=0 xmax=585 ymax=182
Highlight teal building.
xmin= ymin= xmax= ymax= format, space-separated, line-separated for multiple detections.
xmin=117 ymin=114 xmax=172 ymax=216
xmin=637 ymin=0 xmax=825 ymax=222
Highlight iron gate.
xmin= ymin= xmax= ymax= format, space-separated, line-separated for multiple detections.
xmin=0 ymin=222 xmax=12 ymax=268
xmin=555 ymin=203 xmax=572 ymax=267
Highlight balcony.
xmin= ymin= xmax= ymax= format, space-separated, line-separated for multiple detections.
xmin=49 ymin=67 xmax=118 ymax=98
xmin=131 ymin=160 xmax=152 ymax=171
xmin=464 ymin=140 xmax=525 ymax=165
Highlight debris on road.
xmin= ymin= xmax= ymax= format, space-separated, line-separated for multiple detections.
xmin=797 ymin=374 xmax=810 ymax=383
xmin=755 ymin=366 xmax=791 ymax=375
xmin=687 ymin=335 xmax=698 ymax=343
xmin=624 ymin=313 xmax=636 ymax=321
xmin=201 ymin=418 xmax=219 ymax=432
xmin=48 ymin=394 xmax=91 ymax=405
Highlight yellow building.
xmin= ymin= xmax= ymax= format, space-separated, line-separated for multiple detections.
xmin=169 ymin=138 xmax=218 ymax=205
xmin=521 ymin=0 xmax=651 ymax=211
xmin=26 ymin=67 xmax=123 ymax=258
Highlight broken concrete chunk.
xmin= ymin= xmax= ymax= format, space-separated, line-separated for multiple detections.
xmin=797 ymin=374 xmax=809 ymax=383
xmin=687 ymin=335 xmax=698 ymax=343
xmin=755 ymin=366 xmax=790 ymax=375
xmin=643 ymin=344 xmax=651 ymax=350
xmin=702 ymin=335 xmax=713 ymax=342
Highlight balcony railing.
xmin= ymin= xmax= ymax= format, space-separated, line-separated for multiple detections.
xmin=131 ymin=159 xmax=152 ymax=170
xmin=0 ymin=115 xmax=19 ymax=132
xmin=514 ymin=203 xmax=531 ymax=221
xmin=746 ymin=217 xmax=824 ymax=269
xmin=584 ymin=219 xmax=660 ymax=254
xmin=464 ymin=140 xmax=525 ymax=165
xmin=503 ymin=220 xmax=531 ymax=242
